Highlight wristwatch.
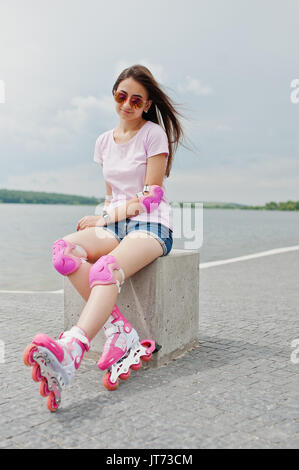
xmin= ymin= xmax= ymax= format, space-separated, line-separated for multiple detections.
xmin=136 ymin=185 xmax=150 ymax=199
xmin=102 ymin=210 xmax=111 ymax=225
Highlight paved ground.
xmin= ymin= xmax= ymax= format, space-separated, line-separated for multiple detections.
xmin=0 ymin=251 xmax=298 ymax=449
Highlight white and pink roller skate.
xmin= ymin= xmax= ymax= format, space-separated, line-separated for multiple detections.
xmin=23 ymin=326 xmax=90 ymax=412
xmin=99 ymin=304 xmax=156 ymax=391
xmin=88 ymin=254 xmax=156 ymax=389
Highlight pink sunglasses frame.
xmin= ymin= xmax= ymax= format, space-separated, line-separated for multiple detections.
xmin=113 ymin=91 xmax=149 ymax=110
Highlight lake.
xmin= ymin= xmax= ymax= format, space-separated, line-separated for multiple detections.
xmin=1 ymin=204 xmax=298 ymax=290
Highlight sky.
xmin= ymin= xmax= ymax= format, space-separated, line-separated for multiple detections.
xmin=0 ymin=0 xmax=298 ymax=205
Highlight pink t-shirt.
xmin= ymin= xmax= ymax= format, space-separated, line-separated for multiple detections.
xmin=93 ymin=120 xmax=173 ymax=231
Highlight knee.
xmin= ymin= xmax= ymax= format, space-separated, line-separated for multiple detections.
xmin=52 ymin=238 xmax=88 ymax=276
xmin=89 ymin=254 xmax=125 ymax=293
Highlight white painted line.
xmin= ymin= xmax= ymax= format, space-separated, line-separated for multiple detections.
xmin=0 ymin=80 xmax=5 ymax=103
xmin=200 ymin=245 xmax=299 ymax=269
xmin=0 ymin=289 xmax=63 ymax=294
xmin=1 ymin=246 xmax=299 ymax=292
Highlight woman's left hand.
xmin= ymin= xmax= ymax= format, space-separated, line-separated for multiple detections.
xmin=77 ymin=215 xmax=105 ymax=231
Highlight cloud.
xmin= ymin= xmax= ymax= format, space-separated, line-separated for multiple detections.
xmin=53 ymin=94 xmax=115 ymax=132
xmin=1 ymin=2 xmax=299 ymax=207
xmin=0 ymin=93 xmax=115 ymax=156
xmin=178 ymin=76 xmax=213 ymax=96
xmin=0 ymin=108 xmax=74 ymax=156
xmin=2 ymin=163 xmax=106 ymax=199
xmin=215 ymin=124 xmax=232 ymax=131
xmin=167 ymin=155 xmax=299 ymax=205
xmin=3 ymin=154 xmax=298 ymax=207
xmin=114 ymin=59 xmax=166 ymax=84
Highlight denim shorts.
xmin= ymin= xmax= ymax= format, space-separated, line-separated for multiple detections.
xmin=101 ymin=218 xmax=173 ymax=256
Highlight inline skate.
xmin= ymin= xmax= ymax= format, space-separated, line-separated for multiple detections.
xmin=98 ymin=304 xmax=156 ymax=391
xmin=23 ymin=326 xmax=90 ymax=412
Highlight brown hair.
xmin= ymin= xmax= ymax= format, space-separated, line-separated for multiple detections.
xmin=112 ymin=64 xmax=187 ymax=178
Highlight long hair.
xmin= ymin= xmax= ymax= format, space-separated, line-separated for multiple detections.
xmin=112 ymin=64 xmax=186 ymax=178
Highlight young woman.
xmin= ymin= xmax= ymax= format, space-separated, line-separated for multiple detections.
xmin=24 ymin=64 xmax=185 ymax=411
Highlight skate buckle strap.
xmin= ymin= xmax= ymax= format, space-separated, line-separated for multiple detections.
xmin=116 ymin=268 xmax=125 ymax=293
xmin=104 ymin=324 xmax=120 ymax=336
xmin=89 ymin=255 xmax=126 ymax=293
xmin=61 ymin=327 xmax=90 ymax=351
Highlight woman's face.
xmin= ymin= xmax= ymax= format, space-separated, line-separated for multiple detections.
xmin=114 ymin=77 xmax=152 ymax=121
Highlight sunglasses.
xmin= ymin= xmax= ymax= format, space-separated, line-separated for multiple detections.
xmin=114 ymin=91 xmax=149 ymax=110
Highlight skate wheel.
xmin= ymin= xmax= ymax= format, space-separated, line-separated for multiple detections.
xmin=47 ymin=392 xmax=59 ymax=412
xmin=102 ymin=371 xmax=119 ymax=391
xmin=141 ymin=353 xmax=152 ymax=363
xmin=140 ymin=340 xmax=154 ymax=362
xmin=130 ymin=361 xmax=142 ymax=371
xmin=119 ymin=370 xmax=131 ymax=381
xmin=39 ymin=378 xmax=50 ymax=397
xmin=23 ymin=344 xmax=37 ymax=367
xmin=32 ymin=363 xmax=42 ymax=382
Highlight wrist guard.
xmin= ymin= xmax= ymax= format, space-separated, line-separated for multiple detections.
xmin=136 ymin=185 xmax=164 ymax=213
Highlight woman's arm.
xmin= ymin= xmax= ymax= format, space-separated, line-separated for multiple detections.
xmin=105 ymin=153 xmax=167 ymax=224
xmin=104 ymin=180 xmax=113 ymax=208
xmin=77 ymin=154 xmax=167 ymax=230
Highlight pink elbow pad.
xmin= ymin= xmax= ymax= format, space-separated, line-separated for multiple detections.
xmin=137 ymin=185 xmax=164 ymax=213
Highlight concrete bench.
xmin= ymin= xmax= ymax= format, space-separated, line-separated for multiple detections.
xmin=64 ymin=249 xmax=200 ymax=367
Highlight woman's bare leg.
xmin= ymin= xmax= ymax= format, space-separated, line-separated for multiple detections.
xmin=76 ymin=232 xmax=163 ymax=340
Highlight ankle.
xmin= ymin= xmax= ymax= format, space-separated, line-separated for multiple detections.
xmin=60 ymin=326 xmax=91 ymax=352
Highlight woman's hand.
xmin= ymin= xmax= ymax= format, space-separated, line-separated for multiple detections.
xmin=77 ymin=215 xmax=105 ymax=231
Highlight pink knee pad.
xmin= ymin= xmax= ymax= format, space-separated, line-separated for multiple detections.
xmin=89 ymin=254 xmax=125 ymax=293
xmin=52 ymin=239 xmax=87 ymax=276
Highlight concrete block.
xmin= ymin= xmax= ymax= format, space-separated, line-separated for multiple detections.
xmin=64 ymin=249 xmax=200 ymax=367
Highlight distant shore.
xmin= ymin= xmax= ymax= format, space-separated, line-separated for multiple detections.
xmin=0 ymin=189 xmax=298 ymax=211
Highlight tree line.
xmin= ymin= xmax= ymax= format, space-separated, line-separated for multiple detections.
xmin=0 ymin=189 xmax=298 ymax=211
xmin=176 ymin=201 xmax=299 ymax=210
xmin=0 ymin=189 xmax=102 ymax=205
